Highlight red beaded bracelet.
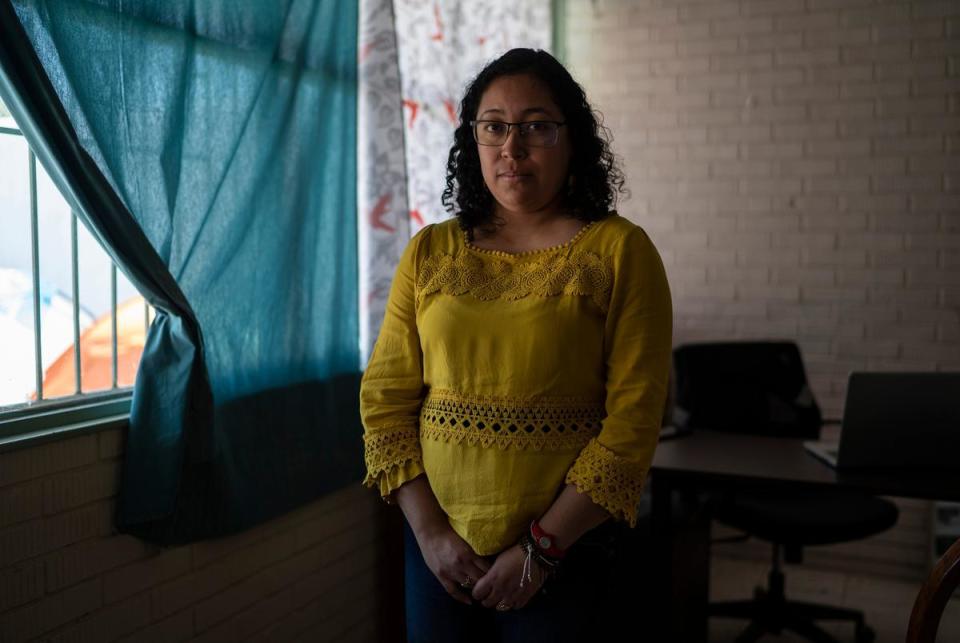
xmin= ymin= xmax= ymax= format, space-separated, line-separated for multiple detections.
xmin=530 ymin=519 xmax=568 ymax=559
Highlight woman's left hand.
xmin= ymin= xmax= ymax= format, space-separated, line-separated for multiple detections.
xmin=471 ymin=543 xmax=546 ymax=611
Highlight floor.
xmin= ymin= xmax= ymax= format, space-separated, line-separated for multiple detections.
xmin=709 ymin=556 xmax=960 ymax=643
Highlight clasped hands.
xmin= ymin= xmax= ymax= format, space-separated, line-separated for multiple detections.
xmin=419 ymin=526 xmax=548 ymax=611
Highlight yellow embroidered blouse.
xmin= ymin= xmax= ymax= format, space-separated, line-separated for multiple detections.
xmin=360 ymin=214 xmax=672 ymax=556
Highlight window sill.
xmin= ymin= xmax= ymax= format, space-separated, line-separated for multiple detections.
xmin=0 ymin=392 xmax=131 ymax=453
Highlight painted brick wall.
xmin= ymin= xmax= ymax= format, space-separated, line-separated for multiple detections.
xmin=0 ymin=427 xmax=388 ymax=643
xmin=562 ymin=0 xmax=958 ymax=580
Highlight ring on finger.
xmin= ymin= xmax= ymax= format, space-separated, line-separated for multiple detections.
xmin=496 ymin=601 xmax=511 ymax=611
xmin=460 ymin=576 xmax=474 ymax=589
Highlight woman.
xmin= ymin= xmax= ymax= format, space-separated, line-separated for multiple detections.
xmin=360 ymin=48 xmax=672 ymax=642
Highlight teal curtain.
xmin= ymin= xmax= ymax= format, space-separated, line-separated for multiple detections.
xmin=2 ymin=0 xmax=361 ymax=543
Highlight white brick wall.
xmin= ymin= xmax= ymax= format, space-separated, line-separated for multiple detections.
xmin=0 ymin=427 xmax=385 ymax=643
xmin=564 ymin=0 xmax=959 ymax=580
xmin=565 ymin=0 xmax=959 ymax=416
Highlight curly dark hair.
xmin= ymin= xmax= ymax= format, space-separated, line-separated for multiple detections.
xmin=442 ymin=48 xmax=625 ymax=239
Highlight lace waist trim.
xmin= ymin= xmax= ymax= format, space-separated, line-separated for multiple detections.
xmin=419 ymin=389 xmax=604 ymax=451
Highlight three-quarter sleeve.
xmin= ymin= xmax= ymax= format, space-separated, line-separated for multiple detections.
xmin=360 ymin=226 xmax=432 ymax=502
xmin=565 ymin=226 xmax=673 ymax=525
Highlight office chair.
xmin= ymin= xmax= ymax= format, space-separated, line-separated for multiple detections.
xmin=672 ymin=341 xmax=899 ymax=643
xmin=907 ymin=536 xmax=960 ymax=643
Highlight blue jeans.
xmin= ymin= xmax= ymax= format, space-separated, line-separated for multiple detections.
xmin=403 ymin=518 xmax=627 ymax=643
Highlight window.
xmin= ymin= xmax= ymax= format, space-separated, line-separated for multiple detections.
xmin=0 ymin=97 xmax=153 ymax=439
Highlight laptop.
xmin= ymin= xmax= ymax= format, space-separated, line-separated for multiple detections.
xmin=804 ymin=372 xmax=960 ymax=470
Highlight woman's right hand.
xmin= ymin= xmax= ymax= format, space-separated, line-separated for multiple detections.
xmin=393 ymin=475 xmax=490 ymax=605
xmin=415 ymin=523 xmax=492 ymax=606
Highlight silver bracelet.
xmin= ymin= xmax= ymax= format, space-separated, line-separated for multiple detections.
xmin=518 ymin=534 xmax=561 ymax=589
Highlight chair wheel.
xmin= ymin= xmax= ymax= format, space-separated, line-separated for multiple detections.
xmin=855 ymin=624 xmax=875 ymax=643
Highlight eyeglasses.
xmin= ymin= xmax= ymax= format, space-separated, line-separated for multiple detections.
xmin=470 ymin=120 xmax=566 ymax=147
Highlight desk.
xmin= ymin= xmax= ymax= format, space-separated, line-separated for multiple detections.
xmin=649 ymin=430 xmax=960 ymax=642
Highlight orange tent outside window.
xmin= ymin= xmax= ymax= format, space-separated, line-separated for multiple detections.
xmin=39 ymin=296 xmax=148 ymax=398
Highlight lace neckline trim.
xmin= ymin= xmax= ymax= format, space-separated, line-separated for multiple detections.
xmin=463 ymin=219 xmax=598 ymax=258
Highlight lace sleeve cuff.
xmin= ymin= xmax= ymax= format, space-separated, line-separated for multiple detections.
xmin=363 ymin=425 xmax=424 ymax=503
xmin=376 ymin=459 xmax=426 ymax=504
xmin=565 ymin=438 xmax=648 ymax=526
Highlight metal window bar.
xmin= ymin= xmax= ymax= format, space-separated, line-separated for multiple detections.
xmin=71 ymin=211 xmax=81 ymax=394
xmin=111 ymin=264 xmax=118 ymax=389
xmin=28 ymin=148 xmax=43 ymax=401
